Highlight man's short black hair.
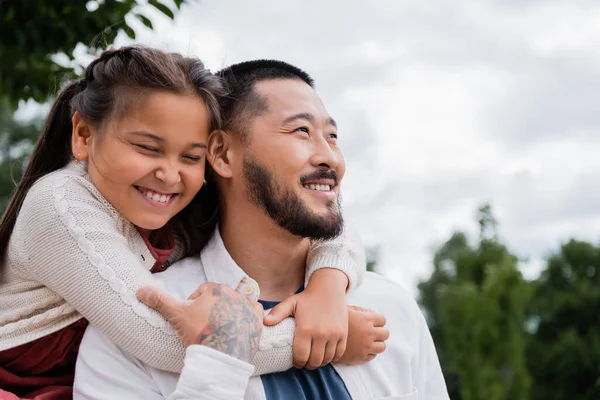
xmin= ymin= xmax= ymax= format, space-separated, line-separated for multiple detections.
xmin=216 ymin=60 xmax=314 ymax=137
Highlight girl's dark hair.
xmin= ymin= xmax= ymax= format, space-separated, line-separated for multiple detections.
xmin=0 ymin=46 xmax=225 ymax=268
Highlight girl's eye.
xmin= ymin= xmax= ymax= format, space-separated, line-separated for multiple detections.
xmin=136 ymin=144 xmax=159 ymax=153
xmin=329 ymin=133 xmax=338 ymax=140
xmin=183 ymin=155 xmax=202 ymax=163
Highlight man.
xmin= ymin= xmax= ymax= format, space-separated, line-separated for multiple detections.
xmin=73 ymin=60 xmax=449 ymax=399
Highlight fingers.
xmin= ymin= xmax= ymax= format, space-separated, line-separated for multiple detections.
xmin=374 ymin=326 xmax=390 ymax=342
xmin=251 ymin=301 xmax=265 ymax=317
xmin=186 ymin=282 xmax=217 ymax=300
xmin=137 ymin=286 xmax=182 ymax=321
xmin=370 ymin=312 xmax=387 ymax=327
xmin=370 ymin=341 xmax=386 ymax=355
xmin=306 ymin=339 xmax=326 ymax=370
xmin=347 ymin=305 xmax=373 ymax=313
xmin=293 ymin=331 xmax=311 ymax=369
xmin=333 ymin=337 xmax=346 ymax=362
xmin=321 ymin=341 xmax=338 ymax=366
xmin=264 ymin=296 xmax=297 ymax=326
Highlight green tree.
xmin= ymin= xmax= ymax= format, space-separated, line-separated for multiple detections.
xmin=0 ymin=99 xmax=43 ymax=210
xmin=418 ymin=205 xmax=531 ymax=400
xmin=1 ymin=0 xmax=187 ymax=105
xmin=527 ymin=239 xmax=600 ymax=400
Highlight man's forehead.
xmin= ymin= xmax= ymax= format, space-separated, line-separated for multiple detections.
xmin=254 ymin=79 xmax=329 ymax=120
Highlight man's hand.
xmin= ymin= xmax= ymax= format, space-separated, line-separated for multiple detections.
xmin=137 ymin=283 xmax=264 ymax=363
xmin=264 ymin=269 xmax=348 ymax=369
xmin=337 ymin=305 xmax=389 ymax=365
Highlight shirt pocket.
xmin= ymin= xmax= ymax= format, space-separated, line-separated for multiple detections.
xmin=376 ymin=387 xmax=418 ymax=399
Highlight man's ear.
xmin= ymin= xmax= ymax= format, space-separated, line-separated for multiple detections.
xmin=207 ymin=129 xmax=234 ymax=179
xmin=71 ymin=111 xmax=93 ymax=161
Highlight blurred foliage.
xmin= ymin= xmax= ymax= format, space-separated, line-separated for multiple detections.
xmin=0 ymin=0 xmax=186 ymax=105
xmin=527 ymin=239 xmax=600 ymax=400
xmin=419 ymin=205 xmax=600 ymax=399
xmin=0 ymin=99 xmax=42 ymax=210
xmin=419 ymin=205 xmax=531 ymax=399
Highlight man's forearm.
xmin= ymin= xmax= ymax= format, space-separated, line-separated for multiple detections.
xmin=169 ymin=345 xmax=254 ymax=400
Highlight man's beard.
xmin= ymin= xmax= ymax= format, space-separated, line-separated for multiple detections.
xmin=243 ymin=157 xmax=344 ymax=240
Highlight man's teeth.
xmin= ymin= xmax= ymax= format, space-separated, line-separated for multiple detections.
xmin=141 ymin=189 xmax=172 ymax=203
xmin=304 ymin=184 xmax=331 ymax=191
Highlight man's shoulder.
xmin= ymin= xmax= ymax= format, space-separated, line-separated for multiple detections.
xmin=358 ymin=272 xmax=418 ymax=305
xmin=350 ymin=272 xmax=423 ymax=325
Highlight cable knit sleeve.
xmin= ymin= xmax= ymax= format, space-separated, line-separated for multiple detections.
xmin=16 ymin=173 xmax=186 ymax=373
xmin=305 ymin=224 xmax=366 ymax=292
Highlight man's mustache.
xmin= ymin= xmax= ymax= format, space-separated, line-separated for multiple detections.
xmin=300 ymin=170 xmax=339 ymax=188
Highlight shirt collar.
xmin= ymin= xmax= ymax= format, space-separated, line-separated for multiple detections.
xmin=200 ymin=227 xmax=260 ymax=301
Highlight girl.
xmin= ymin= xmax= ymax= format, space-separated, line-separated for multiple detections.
xmin=0 ymin=47 xmax=378 ymax=399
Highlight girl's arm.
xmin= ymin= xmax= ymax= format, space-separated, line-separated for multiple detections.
xmin=305 ymin=226 xmax=366 ymax=292
xmin=14 ymin=174 xmax=186 ymax=372
xmin=259 ymin=225 xmax=368 ymax=371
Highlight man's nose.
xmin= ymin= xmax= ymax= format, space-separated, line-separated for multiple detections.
xmin=310 ymin=138 xmax=340 ymax=170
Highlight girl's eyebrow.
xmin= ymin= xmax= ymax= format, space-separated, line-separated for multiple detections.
xmin=128 ymin=131 xmax=207 ymax=148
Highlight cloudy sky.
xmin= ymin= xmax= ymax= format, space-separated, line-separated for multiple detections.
xmin=35 ymin=0 xmax=600 ymax=296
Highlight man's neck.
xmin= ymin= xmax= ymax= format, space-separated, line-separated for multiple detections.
xmin=219 ymin=206 xmax=309 ymax=301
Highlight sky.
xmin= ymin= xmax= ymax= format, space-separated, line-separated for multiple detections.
xmin=21 ymin=0 xmax=600 ymax=296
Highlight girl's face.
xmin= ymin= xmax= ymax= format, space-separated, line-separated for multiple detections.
xmin=73 ymin=91 xmax=210 ymax=233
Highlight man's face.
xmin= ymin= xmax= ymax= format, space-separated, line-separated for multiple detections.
xmin=241 ymin=79 xmax=346 ymax=240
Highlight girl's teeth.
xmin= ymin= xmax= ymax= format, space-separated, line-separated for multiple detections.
xmin=141 ymin=189 xmax=172 ymax=203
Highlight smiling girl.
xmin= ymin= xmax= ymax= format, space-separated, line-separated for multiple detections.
xmin=0 ymin=47 xmax=381 ymax=399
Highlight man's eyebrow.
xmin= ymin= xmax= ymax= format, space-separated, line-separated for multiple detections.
xmin=282 ymin=112 xmax=315 ymax=125
xmin=327 ymin=117 xmax=337 ymax=129
xmin=282 ymin=113 xmax=337 ymax=128
xmin=128 ymin=131 xmax=207 ymax=148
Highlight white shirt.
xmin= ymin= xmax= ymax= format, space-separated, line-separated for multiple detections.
xmin=74 ymin=231 xmax=449 ymax=400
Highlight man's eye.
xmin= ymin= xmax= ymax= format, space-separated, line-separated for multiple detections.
xmin=295 ymin=127 xmax=309 ymax=134
xmin=329 ymin=133 xmax=338 ymax=140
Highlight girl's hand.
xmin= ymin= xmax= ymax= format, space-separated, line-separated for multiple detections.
xmin=264 ymin=268 xmax=349 ymax=369
xmin=337 ymin=305 xmax=389 ymax=365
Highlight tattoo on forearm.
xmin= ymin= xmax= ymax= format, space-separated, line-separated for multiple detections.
xmin=196 ymin=287 xmax=262 ymax=362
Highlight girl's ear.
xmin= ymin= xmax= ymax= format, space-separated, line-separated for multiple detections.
xmin=71 ymin=111 xmax=93 ymax=161
xmin=207 ymin=129 xmax=234 ymax=179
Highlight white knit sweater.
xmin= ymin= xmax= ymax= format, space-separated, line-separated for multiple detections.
xmin=0 ymin=162 xmax=365 ymax=375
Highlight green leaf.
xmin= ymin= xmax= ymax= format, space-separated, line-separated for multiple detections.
xmin=123 ymin=24 xmax=136 ymax=39
xmin=135 ymin=13 xmax=153 ymax=29
xmin=148 ymin=0 xmax=175 ymax=19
